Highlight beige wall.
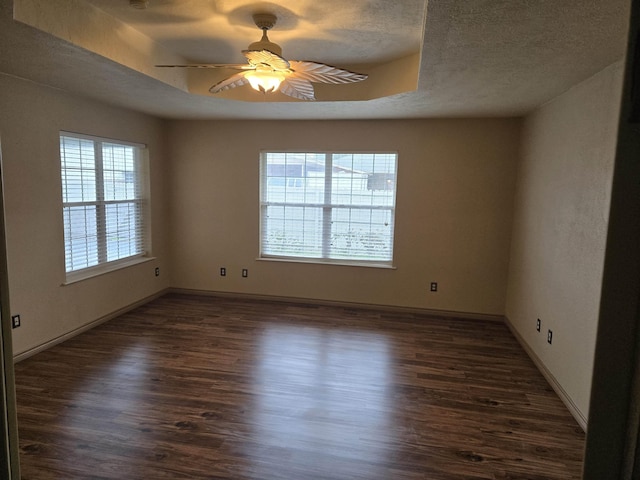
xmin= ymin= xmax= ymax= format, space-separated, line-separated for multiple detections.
xmin=0 ymin=74 xmax=520 ymax=358
xmin=505 ymin=62 xmax=623 ymax=423
xmin=167 ymin=118 xmax=520 ymax=315
xmin=0 ymin=58 xmax=624 ymax=432
xmin=0 ymin=74 xmax=170 ymax=356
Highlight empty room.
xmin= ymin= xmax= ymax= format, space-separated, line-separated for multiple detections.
xmin=0 ymin=0 xmax=637 ymax=478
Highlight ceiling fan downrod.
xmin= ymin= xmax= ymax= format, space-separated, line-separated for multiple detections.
xmin=247 ymin=13 xmax=282 ymax=56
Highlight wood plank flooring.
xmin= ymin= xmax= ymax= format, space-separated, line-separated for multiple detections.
xmin=14 ymin=294 xmax=585 ymax=479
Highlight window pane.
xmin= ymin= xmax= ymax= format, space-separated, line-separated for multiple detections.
xmin=264 ymin=152 xmax=325 ymax=205
xmin=262 ymin=205 xmax=323 ymax=258
xmin=105 ymin=202 xmax=142 ymax=261
xmin=330 ymin=207 xmax=394 ymax=260
xmin=63 ymin=205 xmax=99 ymax=271
xmin=103 ymin=143 xmax=137 ymax=201
xmin=332 ymin=153 xmax=396 ymax=207
xmin=60 ymin=136 xmax=96 ymax=203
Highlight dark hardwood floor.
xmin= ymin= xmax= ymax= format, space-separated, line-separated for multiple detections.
xmin=14 ymin=293 xmax=585 ymax=479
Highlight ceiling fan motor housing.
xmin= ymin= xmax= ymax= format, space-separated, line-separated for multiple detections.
xmin=253 ymin=13 xmax=277 ymax=30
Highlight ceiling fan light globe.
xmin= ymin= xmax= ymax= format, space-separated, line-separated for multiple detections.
xmin=245 ymin=70 xmax=285 ymax=94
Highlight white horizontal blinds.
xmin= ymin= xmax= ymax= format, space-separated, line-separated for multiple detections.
xmin=261 ymin=151 xmax=397 ymax=263
xmin=101 ymin=142 xmax=145 ymax=262
xmin=61 ymin=136 xmax=99 ymax=271
xmin=330 ymin=153 xmax=396 ymax=261
xmin=261 ymin=152 xmax=326 ymax=258
xmin=60 ymin=134 xmax=147 ymax=274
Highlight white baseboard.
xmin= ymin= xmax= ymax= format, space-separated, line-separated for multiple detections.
xmin=504 ymin=316 xmax=587 ymax=431
xmin=13 ymin=289 xmax=169 ymax=363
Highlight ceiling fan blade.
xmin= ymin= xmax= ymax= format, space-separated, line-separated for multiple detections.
xmin=156 ymin=64 xmax=250 ymax=70
xmin=279 ymin=77 xmax=316 ymax=101
xmin=209 ymin=72 xmax=250 ymax=94
xmin=288 ymin=61 xmax=368 ymax=84
xmin=242 ymin=50 xmax=290 ymax=71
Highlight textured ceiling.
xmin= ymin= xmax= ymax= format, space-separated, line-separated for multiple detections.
xmin=85 ymin=0 xmax=426 ymax=65
xmin=0 ymin=0 xmax=631 ymax=120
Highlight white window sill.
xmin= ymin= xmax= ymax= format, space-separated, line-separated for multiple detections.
xmin=62 ymin=256 xmax=156 ymax=285
xmin=257 ymin=256 xmax=396 ymax=269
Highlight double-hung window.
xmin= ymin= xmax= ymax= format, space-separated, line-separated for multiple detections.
xmin=260 ymin=152 xmax=397 ymax=266
xmin=60 ymin=132 xmax=149 ymax=280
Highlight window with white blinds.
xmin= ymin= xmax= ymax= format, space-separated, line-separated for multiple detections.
xmin=60 ymin=133 xmax=149 ymax=278
xmin=260 ymin=152 xmax=397 ymax=266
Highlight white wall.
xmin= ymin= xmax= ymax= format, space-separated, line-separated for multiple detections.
xmin=167 ymin=118 xmax=520 ymax=315
xmin=505 ymin=62 xmax=624 ymax=424
xmin=0 ymin=74 xmax=170 ymax=356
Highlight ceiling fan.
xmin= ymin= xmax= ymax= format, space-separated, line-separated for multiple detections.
xmin=157 ymin=13 xmax=368 ymax=101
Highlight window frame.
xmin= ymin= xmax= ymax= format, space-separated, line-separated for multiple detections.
xmin=259 ymin=150 xmax=398 ymax=268
xmin=59 ymin=131 xmax=151 ymax=283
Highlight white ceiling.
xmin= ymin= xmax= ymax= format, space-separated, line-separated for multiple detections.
xmin=0 ymin=0 xmax=631 ymax=120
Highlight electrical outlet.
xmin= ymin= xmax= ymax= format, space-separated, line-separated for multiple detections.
xmin=536 ymin=318 xmax=541 ymax=332
xmin=11 ymin=315 xmax=20 ymax=329
xmin=220 ymin=267 xmax=226 ymax=277
xmin=547 ymin=329 xmax=553 ymax=344
xmin=242 ymin=269 xmax=248 ymax=278
xmin=155 ymin=267 xmax=160 ymax=277
xmin=430 ymin=282 xmax=438 ymax=292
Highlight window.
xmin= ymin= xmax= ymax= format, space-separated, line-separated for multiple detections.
xmin=60 ymin=132 xmax=149 ymax=279
xmin=260 ymin=152 xmax=397 ymax=266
